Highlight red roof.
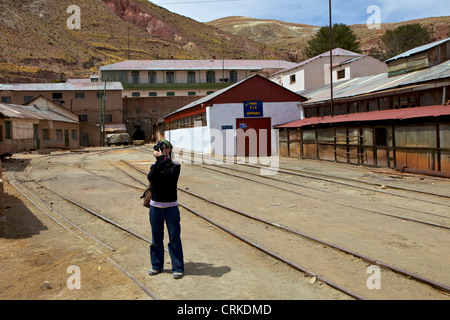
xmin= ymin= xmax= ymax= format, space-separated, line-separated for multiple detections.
xmin=276 ymin=105 xmax=450 ymax=128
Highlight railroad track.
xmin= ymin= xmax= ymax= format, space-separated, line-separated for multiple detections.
xmin=5 ymin=151 xmax=159 ymax=300
xmin=165 ymin=148 xmax=450 ymax=230
xmin=121 ymin=148 xmax=450 ymax=299
xmin=7 ymin=148 xmax=450 ymax=300
xmin=5 ymin=149 xmax=351 ymax=300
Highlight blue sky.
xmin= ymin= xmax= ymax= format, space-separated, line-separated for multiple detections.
xmin=152 ymin=0 xmax=450 ymax=26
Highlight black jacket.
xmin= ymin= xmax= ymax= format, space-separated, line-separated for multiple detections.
xmin=148 ymin=156 xmax=180 ymax=203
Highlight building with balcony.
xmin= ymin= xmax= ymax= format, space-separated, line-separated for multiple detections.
xmin=99 ymin=59 xmax=297 ymax=98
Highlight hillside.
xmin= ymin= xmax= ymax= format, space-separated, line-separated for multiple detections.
xmin=207 ymin=16 xmax=450 ymax=61
xmin=0 ymin=0 xmax=281 ymax=83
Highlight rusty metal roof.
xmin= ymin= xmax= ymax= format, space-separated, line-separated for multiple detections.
xmin=99 ymin=59 xmax=297 ymax=71
xmin=276 ymin=105 xmax=450 ymax=128
xmin=298 ymin=60 xmax=450 ymax=106
xmin=0 ymin=82 xmax=123 ymax=91
xmin=0 ymin=103 xmax=78 ymax=123
xmin=386 ymin=37 xmax=450 ymax=62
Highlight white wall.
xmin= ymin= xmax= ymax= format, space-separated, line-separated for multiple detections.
xmin=165 ymin=122 xmax=211 ymax=154
xmin=165 ymin=102 xmax=304 ymax=157
xmin=277 ymin=69 xmax=305 ymax=92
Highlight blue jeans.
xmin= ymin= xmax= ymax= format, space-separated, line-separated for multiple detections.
xmin=149 ymin=205 xmax=184 ymax=273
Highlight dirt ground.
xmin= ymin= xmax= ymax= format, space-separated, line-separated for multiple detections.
xmin=0 ymin=177 xmax=151 ymax=300
xmin=0 ymin=146 xmax=449 ymax=301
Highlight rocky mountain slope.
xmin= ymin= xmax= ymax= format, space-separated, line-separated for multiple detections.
xmin=207 ymin=16 xmax=450 ymax=61
xmin=1 ymin=0 xmax=448 ymax=84
xmin=0 ymin=0 xmax=279 ymax=83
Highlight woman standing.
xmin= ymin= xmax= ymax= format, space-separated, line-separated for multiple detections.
xmin=147 ymin=140 xmax=184 ymax=279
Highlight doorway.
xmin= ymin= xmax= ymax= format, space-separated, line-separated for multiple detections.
xmin=236 ymin=117 xmax=271 ymax=157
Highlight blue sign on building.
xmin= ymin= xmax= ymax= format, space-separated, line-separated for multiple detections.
xmin=244 ymin=101 xmax=263 ymax=117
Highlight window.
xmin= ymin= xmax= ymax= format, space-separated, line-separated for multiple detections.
xmin=5 ymin=121 xmax=11 ymax=139
xmin=56 ymin=129 xmax=63 ymax=141
xmin=166 ymin=72 xmax=175 ymax=84
xmin=52 ymin=93 xmax=63 ymax=100
xmin=79 ymin=115 xmax=88 ymax=122
xmin=206 ymin=71 xmax=215 ymax=83
xmin=229 ymin=70 xmax=237 ymax=83
xmin=42 ymin=129 xmax=50 ymax=140
xmin=337 ymin=69 xmax=345 ymax=79
xmin=375 ymin=128 xmax=387 ymax=146
xmin=71 ymin=130 xmax=77 ymax=140
xmin=1 ymin=96 xmax=11 ymax=103
xmin=166 ymin=112 xmax=207 ymax=130
xmin=305 ymin=108 xmax=317 ymax=118
xmin=368 ymin=99 xmax=378 ymax=112
xmin=400 ymin=95 xmax=408 ymax=108
xmin=149 ymin=71 xmax=157 ymax=84
xmin=24 ymin=96 xmax=34 ymax=103
xmin=290 ymin=74 xmax=296 ymax=84
xmin=149 ymin=92 xmax=157 ymax=97
xmin=75 ymin=92 xmax=85 ymax=99
xmin=188 ymin=71 xmax=196 ymax=84
xmin=166 ymin=92 xmax=175 ymax=96
xmin=104 ymin=114 xmax=113 ymax=122
xmin=188 ymin=91 xmax=196 ymax=96
xmin=132 ymin=92 xmax=140 ymax=97
xmin=131 ymin=71 xmax=140 ymax=84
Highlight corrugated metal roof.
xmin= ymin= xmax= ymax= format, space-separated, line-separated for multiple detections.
xmin=298 ymin=60 xmax=450 ymax=105
xmin=99 ymin=59 xmax=297 ymax=71
xmin=271 ymin=48 xmax=363 ymax=76
xmin=276 ymin=105 xmax=450 ymax=128
xmin=333 ymin=55 xmax=365 ymax=67
xmin=0 ymin=82 xmax=123 ymax=91
xmin=0 ymin=103 xmax=78 ymax=123
xmin=386 ymin=37 xmax=450 ymax=62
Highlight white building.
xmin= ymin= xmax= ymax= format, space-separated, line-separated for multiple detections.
xmin=270 ymin=48 xmax=387 ymax=92
xmin=98 ymin=59 xmax=297 ymax=98
xmin=163 ymin=75 xmax=307 ymax=158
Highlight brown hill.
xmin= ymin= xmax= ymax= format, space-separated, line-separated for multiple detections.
xmin=207 ymin=16 xmax=450 ymax=62
xmin=0 ymin=0 xmax=281 ymax=83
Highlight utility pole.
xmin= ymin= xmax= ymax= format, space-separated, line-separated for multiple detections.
xmin=99 ymin=80 xmax=107 ymax=146
xmin=329 ymin=0 xmax=334 ymax=117
xmin=102 ymin=80 xmax=107 ymax=146
xmin=222 ymin=35 xmax=225 ymax=82
xmin=99 ymin=84 xmax=103 ymax=146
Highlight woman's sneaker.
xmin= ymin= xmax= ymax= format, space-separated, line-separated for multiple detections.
xmin=173 ymin=272 xmax=184 ymax=279
xmin=148 ymin=269 xmax=162 ymax=276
